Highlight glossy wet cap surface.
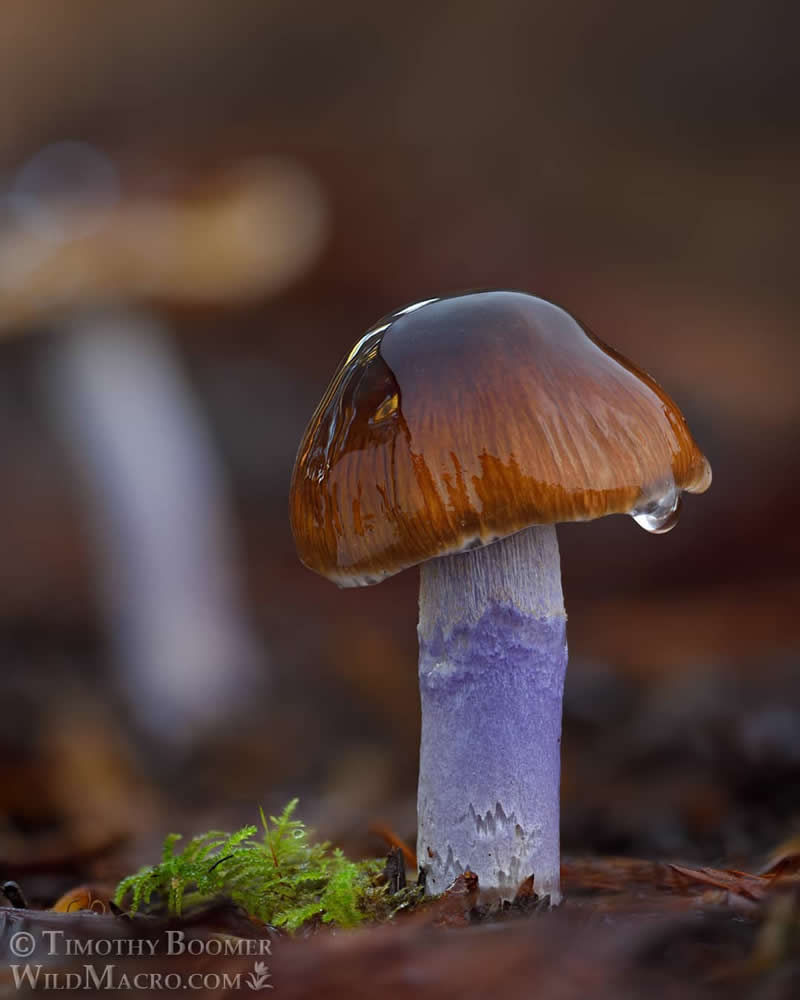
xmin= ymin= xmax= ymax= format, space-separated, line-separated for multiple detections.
xmin=290 ymin=291 xmax=711 ymax=585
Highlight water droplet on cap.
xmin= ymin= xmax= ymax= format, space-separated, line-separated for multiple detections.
xmin=632 ymin=487 xmax=682 ymax=534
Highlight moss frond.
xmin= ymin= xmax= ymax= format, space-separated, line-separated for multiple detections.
xmin=114 ymin=801 xmax=402 ymax=931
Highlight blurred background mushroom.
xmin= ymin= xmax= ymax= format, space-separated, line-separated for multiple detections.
xmin=0 ymin=141 xmax=326 ymax=752
xmin=0 ymin=0 xmax=796 ymax=898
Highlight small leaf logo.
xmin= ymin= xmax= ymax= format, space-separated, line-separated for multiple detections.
xmin=246 ymin=961 xmax=273 ymax=990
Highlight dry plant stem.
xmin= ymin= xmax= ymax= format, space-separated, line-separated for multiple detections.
xmin=417 ymin=525 xmax=567 ymax=900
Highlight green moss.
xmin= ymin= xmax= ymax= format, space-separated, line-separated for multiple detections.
xmin=114 ymin=800 xmax=413 ymax=931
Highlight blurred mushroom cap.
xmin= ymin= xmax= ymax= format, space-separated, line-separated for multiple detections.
xmin=0 ymin=148 xmax=327 ymax=330
xmin=290 ymin=291 xmax=711 ymax=586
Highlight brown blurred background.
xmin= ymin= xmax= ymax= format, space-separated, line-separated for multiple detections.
xmin=0 ymin=0 xmax=798 ymax=891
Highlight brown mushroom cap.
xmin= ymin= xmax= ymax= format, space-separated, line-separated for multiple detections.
xmin=290 ymin=291 xmax=711 ymax=586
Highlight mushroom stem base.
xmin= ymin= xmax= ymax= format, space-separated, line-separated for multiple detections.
xmin=417 ymin=525 xmax=567 ymax=901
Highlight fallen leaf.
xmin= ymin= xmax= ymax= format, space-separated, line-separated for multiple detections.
xmin=668 ymin=864 xmax=769 ymax=902
xmin=760 ymin=835 xmax=800 ymax=879
xmin=52 ymin=885 xmax=115 ymax=914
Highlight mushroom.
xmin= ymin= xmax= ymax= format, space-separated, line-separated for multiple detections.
xmin=0 ymin=140 xmax=326 ymax=745
xmin=290 ymin=290 xmax=711 ymax=901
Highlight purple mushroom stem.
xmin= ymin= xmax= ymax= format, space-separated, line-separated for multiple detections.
xmin=416 ymin=523 xmax=567 ymax=901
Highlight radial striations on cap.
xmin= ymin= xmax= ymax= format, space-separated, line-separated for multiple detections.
xmin=290 ymin=291 xmax=711 ymax=586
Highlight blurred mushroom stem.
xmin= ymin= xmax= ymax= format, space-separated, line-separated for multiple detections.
xmin=42 ymin=308 xmax=261 ymax=748
xmin=417 ymin=525 xmax=566 ymax=901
